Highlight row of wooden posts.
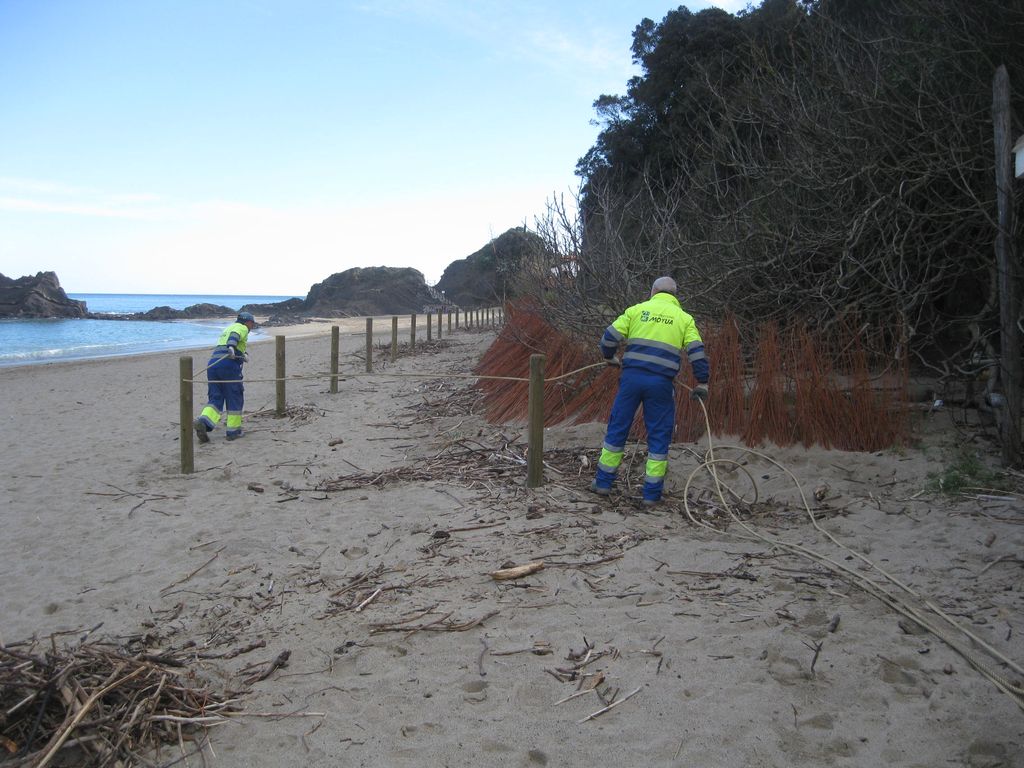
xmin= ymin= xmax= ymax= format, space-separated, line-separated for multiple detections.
xmin=179 ymin=306 xmax=548 ymax=487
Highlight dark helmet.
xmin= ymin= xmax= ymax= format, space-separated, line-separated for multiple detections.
xmin=237 ymin=311 xmax=256 ymax=325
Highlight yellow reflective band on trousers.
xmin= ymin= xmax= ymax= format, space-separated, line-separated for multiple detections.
xmin=598 ymin=447 xmax=624 ymax=473
xmin=226 ymin=411 xmax=243 ymax=430
xmin=646 ymin=458 xmax=668 ymax=482
xmin=200 ymin=405 xmax=223 ymax=425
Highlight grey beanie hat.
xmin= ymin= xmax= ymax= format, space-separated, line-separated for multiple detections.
xmin=650 ymin=276 xmax=677 ymax=296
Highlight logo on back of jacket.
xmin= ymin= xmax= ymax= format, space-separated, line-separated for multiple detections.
xmin=640 ymin=311 xmax=674 ymax=325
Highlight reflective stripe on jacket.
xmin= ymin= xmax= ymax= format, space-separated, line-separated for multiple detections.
xmin=600 ymin=292 xmax=708 ymax=381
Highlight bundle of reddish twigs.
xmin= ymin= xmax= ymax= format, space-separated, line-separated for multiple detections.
xmin=1 ymin=640 xmax=238 ymax=767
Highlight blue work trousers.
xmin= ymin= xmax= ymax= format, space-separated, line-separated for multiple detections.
xmin=204 ymin=355 xmax=244 ymax=431
xmin=596 ymin=368 xmax=676 ymax=500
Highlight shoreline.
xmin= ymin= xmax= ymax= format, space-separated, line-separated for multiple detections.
xmin=0 ymin=313 xmax=450 ymax=370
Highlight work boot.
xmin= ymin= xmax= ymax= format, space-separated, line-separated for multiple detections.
xmin=641 ymin=479 xmax=664 ymax=508
xmin=589 ymin=480 xmax=611 ymax=496
xmin=194 ymin=418 xmax=210 ymax=444
xmin=226 ymin=430 xmax=245 ymax=441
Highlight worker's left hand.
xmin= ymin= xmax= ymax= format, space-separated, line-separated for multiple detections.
xmin=690 ymin=383 xmax=709 ymax=402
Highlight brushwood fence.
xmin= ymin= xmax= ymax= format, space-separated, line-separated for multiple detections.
xmin=474 ymin=302 xmax=910 ymax=452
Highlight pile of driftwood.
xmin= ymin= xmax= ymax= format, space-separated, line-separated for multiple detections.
xmin=1 ymin=640 xmax=237 ymax=767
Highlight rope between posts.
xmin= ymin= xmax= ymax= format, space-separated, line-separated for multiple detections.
xmin=680 ymin=389 xmax=1024 ymax=710
xmin=181 ymin=361 xmax=606 ymax=386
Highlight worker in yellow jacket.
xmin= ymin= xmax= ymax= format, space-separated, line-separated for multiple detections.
xmin=194 ymin=311 xmax=255 ymax=442
xmin=592 ymin=277 xmax=709 ymax=505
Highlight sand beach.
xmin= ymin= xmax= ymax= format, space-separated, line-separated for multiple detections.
xmin=1 ymin=317 xmax=1022 ymax=767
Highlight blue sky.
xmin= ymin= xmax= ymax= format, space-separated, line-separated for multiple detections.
xmin=1 ymin=0 xmax=753 ymax=295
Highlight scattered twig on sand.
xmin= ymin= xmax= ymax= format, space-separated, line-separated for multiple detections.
xmin=578 ymin=686 xmax=643 ymax=724
xmin=241 ymin=650 xmax=291 ymax=685
xmin=159 ymin=546 xmax=226 ymax=595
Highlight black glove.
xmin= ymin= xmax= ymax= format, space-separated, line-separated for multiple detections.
xmin=605 ymin=357 xmax=621 ymax=367
xmin=691 ymin=383 xmax=709 ymax=402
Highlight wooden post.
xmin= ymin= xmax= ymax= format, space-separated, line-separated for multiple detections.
xmin=447 ymin=311 xmax=452 ymax=334
xmin=993 ymin=65 xmax=1022 ymax=466
xmin=365 ymin=317 xmax=373 ymax=373
xmin=527 ymin=354 xmax=545 ymax=488
xmin=275 ymin=335 xmax=286 ymax=417
xmin=330 ymin=325 xmax=340 ymax=394
xmin=455 ymin=308 xmax=460 ymax=330
xmin=410 ymin=314 xmax=417 ymax=351
xmin=391 ymin=316 xmax=398 ymax=361
xmin=436 ymin=308 xmax=442 ymax=340
xmin=179 ymin=356 xmax=194 ymax=474
xmin=427 ymin=310 xmax=432 ymax=342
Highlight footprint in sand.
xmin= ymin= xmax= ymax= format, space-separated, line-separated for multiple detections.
xmin=462 ymin=679 xmax=488 ymax=702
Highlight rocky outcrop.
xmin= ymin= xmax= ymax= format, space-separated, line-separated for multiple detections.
xmin=303 ymin=266 xmax=438 ymax=316
xmin=240 ymin=297 xmax=305 ymax=315
xmin=133 ymin=303 xmax=237 ymax=320
xmin=0 ymin=272 xmax=87 ymax=318
xmin=435 ymin=227 xmax=542 ymax=308
xmin=244 ymin=267 xmax=439 ymax=318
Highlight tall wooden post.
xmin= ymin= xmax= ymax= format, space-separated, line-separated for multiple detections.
xmin=527 ymin=354 xmax=546 ymax=488
xmin=330 ymin=325 xmax=339 ymax=394
xmin=994 ymin=65 xmax=1022 ymax=466
xmin=427 ymin=310 xmax=432 ymax=342
xmin=436 ymin=308 xmax=442 ymax=340
xmin=410 ymin=314 xmax=417 ymax=351
xmin=179 ymin=356 xmax=194 ymax=474
xmin=391 ymin=316 xmax=398 ymax=361
xmin=447 ymin=311 xmax=452 ymax=334
xmin=365 ymin=318 xmax=373 ymax=373
xmin=275 ymin=335 xmax=286 ymax=416
xmin=455 ymin=308 xmax=460 ymax=330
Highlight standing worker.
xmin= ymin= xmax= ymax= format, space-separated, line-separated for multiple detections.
xmin=591 ymin=277 xmax=709 ymax=506
xmin=194 ymin=311 xmax=256 ymax=443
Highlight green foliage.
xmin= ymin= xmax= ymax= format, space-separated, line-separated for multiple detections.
xmin=926 ymin=449 xmax=1012 ymax=496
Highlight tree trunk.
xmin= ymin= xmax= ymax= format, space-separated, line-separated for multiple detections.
xmin=993 ymin=65 xmax=1022 ymax=466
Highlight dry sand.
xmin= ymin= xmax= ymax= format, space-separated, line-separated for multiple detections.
xmin=1 ymin=317 xmax=1022 ymax=767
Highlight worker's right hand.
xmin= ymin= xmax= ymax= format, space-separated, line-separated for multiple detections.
xmin=605 ymin=357 xmax=621 ymax=367
xmin=690 ymin=383 xmax=709 ymax=402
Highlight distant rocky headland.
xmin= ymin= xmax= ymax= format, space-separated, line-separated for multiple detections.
xmin=1 ymin=227 xmax=543 ymax=320
xmin=0 ymin=272 xmax=88 ymax=318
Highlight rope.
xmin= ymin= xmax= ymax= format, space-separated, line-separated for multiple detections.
xmin=679 ymin=386 xmax=1024 ymax=710
xmin=182 ymin=361 xmax=606 ymax=386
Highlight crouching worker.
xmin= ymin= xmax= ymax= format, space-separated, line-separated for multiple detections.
xmin=194 ymin=311 xmax=256 ymax=443
xmin=591 ymin=277 xmax=709 ymax=506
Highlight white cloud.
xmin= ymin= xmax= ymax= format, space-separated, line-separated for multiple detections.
xmin=0 ymin=178 xmax=169 ymax=220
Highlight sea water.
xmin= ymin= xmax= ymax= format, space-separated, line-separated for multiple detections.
xmin=0 ymin=293 xmax=297 ymax=367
